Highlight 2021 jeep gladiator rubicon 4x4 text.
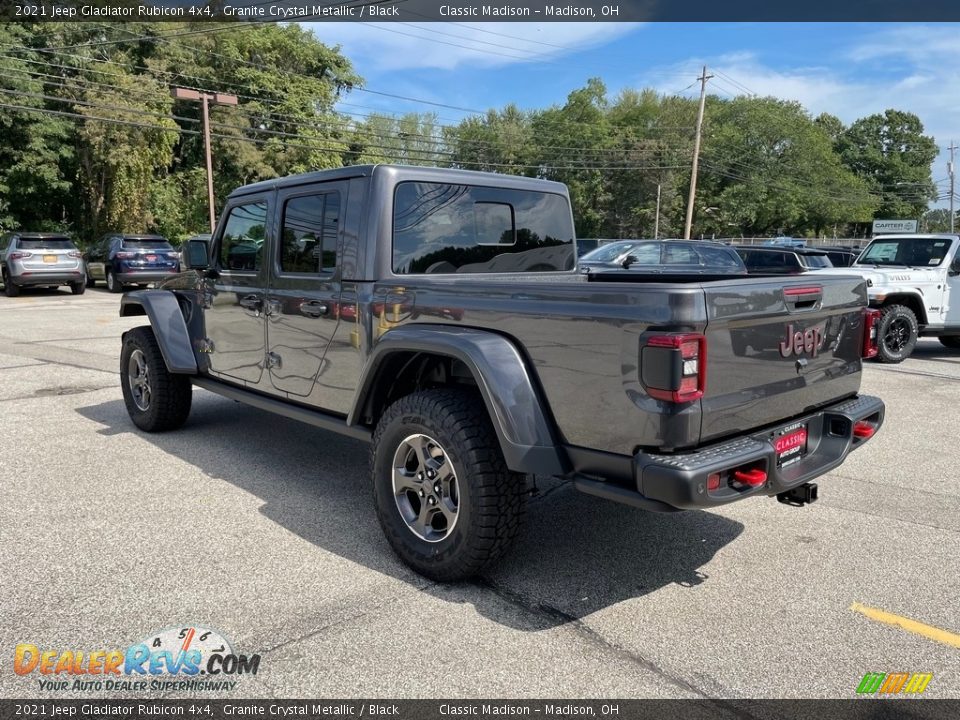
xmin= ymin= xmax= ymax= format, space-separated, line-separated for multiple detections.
xmin=118 ymin=165 xmax=885 ymax=580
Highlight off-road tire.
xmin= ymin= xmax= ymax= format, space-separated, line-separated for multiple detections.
xmin=3 ymin=270 xmax=20 ymax=297
xmin=371 ymin=388 xmax=526 ymax=581
xmin=938 ymin=336 xmax=960 ymax=350
xmin=106 ymin=269 xmax=122 ymax=293
xmin=876 ymin=304 xmax=918 ymax=364
xmin=120 ymin=326 xmax=192 ymax=432
xmin=70 ymin=281 xmax=85 ymax=295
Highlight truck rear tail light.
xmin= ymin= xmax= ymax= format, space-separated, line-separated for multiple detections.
xmin=9 ymin=251 xmax=32 ymax=260
xmin=733 ymin=468 xmax=767 ymax=487
xmin=862 ymin=308 xmax=881 ymax=359
xmin=640 ymin=333 xmax=707 ymax=403
xmin=853 ymin=420 xmax=875 ymax=439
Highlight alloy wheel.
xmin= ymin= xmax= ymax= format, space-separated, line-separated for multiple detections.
xmin=392 ymin=433 xmax=460 ymax=542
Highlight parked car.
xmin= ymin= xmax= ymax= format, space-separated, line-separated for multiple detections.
xmin=818 ymin=234 xmax=960 ymax=363
xmin=763 ymin=236 xmax=806 ymax=248
xmin=0 ymin=232 xmax=86 ymax=296
xmin=580 ymin=240 xmax=746 ymax=273
xmin=819 ymin=246 xmax=862 ymax=267
xmin=117 ymin=164 xmax=883 ymax=581
xmin=85 ymin=234 xmax=180 ymax=292
xmin=735 ymin=246 xmax=834 ymax=274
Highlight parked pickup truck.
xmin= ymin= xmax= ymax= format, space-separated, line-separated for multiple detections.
xmin=118 ymin=165 xmax=885 ymax=580
xmin=821 ymin=234 xmax=960 ymax=363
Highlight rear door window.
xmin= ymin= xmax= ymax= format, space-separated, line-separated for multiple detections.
xmin=279 ymin=193 xmax=340 ymax=274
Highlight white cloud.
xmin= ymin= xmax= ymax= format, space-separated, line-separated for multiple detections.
xmin=305 ymin=21 xmax=641 ymax=71
xmin=638 ymin=29 xmax=960 ymax=197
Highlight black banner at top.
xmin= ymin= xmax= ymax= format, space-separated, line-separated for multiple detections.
xmin=2 ymin=0 xmax=960 ymax=22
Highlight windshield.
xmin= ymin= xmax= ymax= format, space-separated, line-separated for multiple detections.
xmin=122 ymin=239 xmax=172 ymax=250
xmin=17 ymin=238 xmax=74 ymax=250
xmin=859 ymin=237 xmax=952 ymax=267
xmin=580 ymin=242 xmax=642 ymax=262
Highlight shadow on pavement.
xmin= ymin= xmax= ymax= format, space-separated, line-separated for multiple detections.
xmin=77 ymin=393 xmax=744 ymax=631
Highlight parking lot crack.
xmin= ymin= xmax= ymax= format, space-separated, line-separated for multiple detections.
xmin=472 ymin=577 xmax=736 ymax=703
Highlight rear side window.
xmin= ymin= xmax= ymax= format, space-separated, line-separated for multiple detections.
xmin=392 ymin=182 xmax=574 ymax=274
xmin=219 ymin=202 xmax=268 ymax=272
xmin=17 ymin=238 xmax=74 ymax=250
xmin=280 ymin=193 xmax=340 ymax=274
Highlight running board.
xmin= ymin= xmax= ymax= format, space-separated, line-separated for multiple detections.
xmin=192 ymin=377 xmax=372 ymax=442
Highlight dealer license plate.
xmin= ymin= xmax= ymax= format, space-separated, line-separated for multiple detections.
xmin=774 ymin=424 xmax=808 ymax=468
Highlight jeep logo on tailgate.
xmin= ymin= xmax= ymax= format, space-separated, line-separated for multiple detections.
xmin=779 ymin=323 xmax=825 ymax=358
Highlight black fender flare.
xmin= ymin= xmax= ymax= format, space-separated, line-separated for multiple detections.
xmin=119 ymin=290 xmax=197 ymax=374
xmin=349 ymin=326 xmax=568 ymax=476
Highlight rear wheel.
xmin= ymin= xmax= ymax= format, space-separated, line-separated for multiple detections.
xmin=876 ymin=304 xmax=918 ymax=363
xmin=938 ymin=336 xmax=960 ymax=350
xmin=3 ymin=270 xmax=20 ymax=297
xmin=106 ymin=269 xmax=122 ymax=293
xmin=371 ymin=388 xmax=526 ymax=581
xmin=121 ymin=326 xmax=192 ymax=432
xmin=70 ymin=281 xmax=85 ymax=295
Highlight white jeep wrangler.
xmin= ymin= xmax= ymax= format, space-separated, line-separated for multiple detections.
xmin=837 ymin=234 xmax=960 ymax=363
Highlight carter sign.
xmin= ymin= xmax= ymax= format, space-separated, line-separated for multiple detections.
xmin=779 ymin=323 xmax=825 ymax=358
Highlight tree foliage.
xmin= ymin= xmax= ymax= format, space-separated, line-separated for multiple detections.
xmin=0 ymin=26 xmax=943 ymax=244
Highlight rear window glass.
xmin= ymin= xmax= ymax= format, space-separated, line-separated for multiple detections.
xmin=803 ymin=254 xmax=832 ymax=268
xmin=122 ymin=239 xmax=172 ymax=250
xmin=17 ymin=238 xmax=74 ymax=250
xmin=393 ymin=182 xmax=574 ymax=274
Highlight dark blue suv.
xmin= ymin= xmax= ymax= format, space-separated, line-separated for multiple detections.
xmin=85 ymin=234 xmax=180 ymax=292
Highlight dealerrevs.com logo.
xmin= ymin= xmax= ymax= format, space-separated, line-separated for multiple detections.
xmin=14 ymin=626 xmax=260 ymax=693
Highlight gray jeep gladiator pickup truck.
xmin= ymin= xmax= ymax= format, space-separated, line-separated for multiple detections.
xmin=119 ymin=165 xmax=885 ymax=580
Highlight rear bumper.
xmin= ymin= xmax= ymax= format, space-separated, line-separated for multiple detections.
xmin=116 ymin=270 xmax=179 ymax=283
xmin=11 ymin=270 xmax=84 ymax=286
xmin=575 ymin=394 xmax=884 ymax=511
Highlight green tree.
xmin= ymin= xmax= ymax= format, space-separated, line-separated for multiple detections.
xmin=837 ymin=109 xmax=938 ymax=221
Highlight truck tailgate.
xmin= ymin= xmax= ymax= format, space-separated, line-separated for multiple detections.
xmin=700 ymin=275 xmax=867 ymax=443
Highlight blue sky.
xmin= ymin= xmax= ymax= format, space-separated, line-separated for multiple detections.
xmin=306 ymin=22 xmax=958 ymax=202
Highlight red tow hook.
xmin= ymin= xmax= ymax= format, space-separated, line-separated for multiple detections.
xmin=734 ymin=468 xmax=767 ymax=487
xmin=853 ymin=421 xmax=875 ymax=439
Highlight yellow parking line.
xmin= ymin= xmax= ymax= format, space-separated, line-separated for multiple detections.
xmin=850 ymin=602 xmax=960 ymax=649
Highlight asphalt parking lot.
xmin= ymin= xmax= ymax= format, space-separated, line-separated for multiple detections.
xmin=1 ymin=288 xmax=958 ymax=700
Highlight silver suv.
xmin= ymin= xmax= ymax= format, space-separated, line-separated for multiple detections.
xmin=0 ymin=232 xmax=86 ymax=297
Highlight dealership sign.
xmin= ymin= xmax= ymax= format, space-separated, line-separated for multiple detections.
xmin=873 ymin=219 xmax=918 ymax=234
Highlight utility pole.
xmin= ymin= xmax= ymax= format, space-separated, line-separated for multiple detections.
xmin=171 ymin=88 xmax=238 ymax=232
xmin=949 ymin=141 xmax=957 ymax=233
xmin=654 ymin=183 xmax=661 ymax=240
xmin=683 ymin=66 xmax=712 ymax=240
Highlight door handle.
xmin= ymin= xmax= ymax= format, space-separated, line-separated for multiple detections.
xmin=239 ymin=294 xmax=263 ymax=316
xmin=299 ymin=300 xmax=329 ymax=318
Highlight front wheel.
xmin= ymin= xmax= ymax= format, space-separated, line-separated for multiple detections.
xmin=120 ymin=326 xmax=192 ymax=432
xmin=371 ymin=389 xmax=526 ymax=581
xmin=876 ymin=305 xmax=918 ymax=363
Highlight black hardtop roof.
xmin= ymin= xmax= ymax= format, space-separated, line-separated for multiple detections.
xmin=228 ymin=164 xmax=569 ymax=199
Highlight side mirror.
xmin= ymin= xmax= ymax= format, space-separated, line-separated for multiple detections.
xmin=183 ymin=239 xmax=210 ymax=270
xmin=950 ymin=256 xmax=960 ymax=275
